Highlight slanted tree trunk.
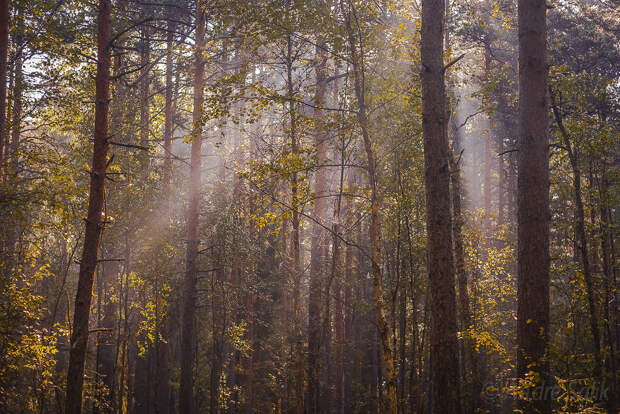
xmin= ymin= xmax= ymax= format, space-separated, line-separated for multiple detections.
xmin=179 ymin=3 xmax=206 ymax=412
xmin=516 ymin=1 xmax=550 ymax=413
xmin=420 ymin=0 xmax=461 ymax=412
xmin=341 ymin=2 xmax=398 ymax=412
xmin=65 ymin=1 xmax=111 ymax=412
xmin=550 ymin=97 xmax=603 ymax=382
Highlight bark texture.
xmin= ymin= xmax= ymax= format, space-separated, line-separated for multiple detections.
xmin=65 ymin=0 xmax=111 ymax=412
xmin=420 ymin=0 xmax=461 ymax=412
xmin=0 ymin=0 xmax=8 ymax=169
xmin=516 ymin=1 xmax=550 ymax=413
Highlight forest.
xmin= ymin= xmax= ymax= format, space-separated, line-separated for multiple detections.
xmin=0 ymin=0 xmax=617 ymax=413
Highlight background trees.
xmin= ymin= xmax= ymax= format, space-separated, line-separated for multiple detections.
xmin=0 ymin=0 xmax=617 ymax=413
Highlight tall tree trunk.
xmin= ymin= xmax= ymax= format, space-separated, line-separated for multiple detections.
xmin=179 ymin=3 xmax=206 ymax=412
xmin=420 ymin=0 xmax=461 ymax=412
xmin=65 ymin=1 xmax=111 ymax=412
xmin=483 ymin=44 xmax=493 ymax=234
xmin=599 ymin=165 xmax=618 ymax=413
xmin=498 ymin=133 xmax=505 ymax=226
xmin=307 ymin=41 xmax=328 ymax=414
xmin=335 ymin=262 xmax=344 ymax=414
xmin=139 ymin=13 xmax=150 ymax=149
xmin=398 ymin=281 xmax=406 ymax=414
xmin=0 ymin=0 xmax=8 ymax=169
xmin=285 ymin=32 xmax=304 ymax=414
xmin=450 ymin=130 xmax=482 ymax=412
xmin=8 ymin=34 xmax=22 ymax=175
xmin=550 ymin=98 xmax=603 ymax=382
xmin=157 ymin=17 xmax=176 ymax=414
xmin=328 ymin=141 xmax=345 ymax=414
xmin=343 ymin=173 xmax=355 ymax=414
xmin=341 ymin=2 xmax=398 ymax=412
xmin=162 ymin=17 xmax=176 ymax=207
xmin=516 ymin=1 xmax=550 ymax=413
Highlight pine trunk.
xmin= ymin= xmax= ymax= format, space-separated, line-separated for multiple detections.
xmin=307 ymin=42 xmax=328 ymax=414
xmin=179 ymin=3 xmax=206 ymax=412
xmin=0 ymin=0 xmax=8 ymax=169
xmin=516 ymin=1 xmax=550 ymax=413
xmin=420 ymin=0 xmax=461 ymax=411
xmin=65 ymin=1 xmax=111 ymax=412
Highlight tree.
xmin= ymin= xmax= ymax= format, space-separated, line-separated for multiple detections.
xmin=516 ymin=1 xmax=550 ymax=413
xmin=65 ymin=0 xmax=112 ymax=412
xmin=0 ymin=0 xmax=8 ymax=170
xmin=340 ymin=1 xmax=398 ymax=412
xmin=420 ymin=0 xmax=461 ymax=412
xmin=179 ymin=1 xmax=206 ymax=412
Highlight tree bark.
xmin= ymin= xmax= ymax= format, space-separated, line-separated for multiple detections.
xmin=450 ymin=125 xmax=481 ymax=412
xmin=599 ymin=165 xmax=618 ymax=414
xmin=139 ymin=10 xmax=150 ymax=150
xmin=179 ymin=3 xmax=206 ymax=413
xmin=341 ymin=2 xmax=398 ymax=412
xmin=307 ymin=41 xmax=328 ymax=414
xmin=343 ymin=173 xmax=355 ymax=414
xmin=420 ymin=0 xmax=461 ymax=412
xmin=284 ymin=32 xmax=304 ymax=414
xmin=8 ymin=31 xmax=22 ymax=175
xmin=65 ymin=1 xmax=111 ymax=412
xmin=551 ymin=98 xmax=603 ymax=382
xmin=0 ymin=0 xmax=9 ymax=170
xmin=162 ymin=17 xmax=176 ymax=207
xmin=516 ymin=1 xmax=550 ymax=413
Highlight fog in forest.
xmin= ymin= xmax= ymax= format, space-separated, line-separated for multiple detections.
xmin=0 ymin=0 xmax=618 ymax=414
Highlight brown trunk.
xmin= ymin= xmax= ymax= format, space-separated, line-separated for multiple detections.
xmin=179 ymin=3 xmax=206 ymax=413
xmin=284 ymin=32 xmax=304 ymax=414
xmin=599 ymin=166 xmax=618 ymax=413
xmin=64 ymin=1 xmax=111 ymax=412
xmin=483 ymin=45 xmax=493 ymax=233
xmin=420 ymin=0 xmax=461 ymax=412
xmin=139 ymin=14 xmax=150 ymax=149
xmin=516 ymin=1 xmax=550 ymax=413
xmin=245 ymin=291 xmax=255 ymax=414
xmin=398 ymin=282 xmax=406 ymax=414
xmin=450 ymin=130 xmax=482 ymax=411
xmin=551 ymin=99 xmax=604 ymax=384
xmin=162 ymin=17 xmax=176 ymax=205
xmin=307 ymin=41 xmax=328 ymax=414
xmin=0 ymin=0 xmax=8 ymax=169
xmin=8 ymin=34 xmax=22 ymax=175
xmin=341 ymin=2 xmax=398 ymax=412
xmin=335 ymin=265 xmax=344 ymax=414
xmin=498 ymin=133 xmax=505 ymax=226
xmin=328 ymin=141 xmax=345 ymax=414
xmin=133 ymin=348 xmax=150 ymax=414
xmin=343 ymin=173 xmax=355 ymax=414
